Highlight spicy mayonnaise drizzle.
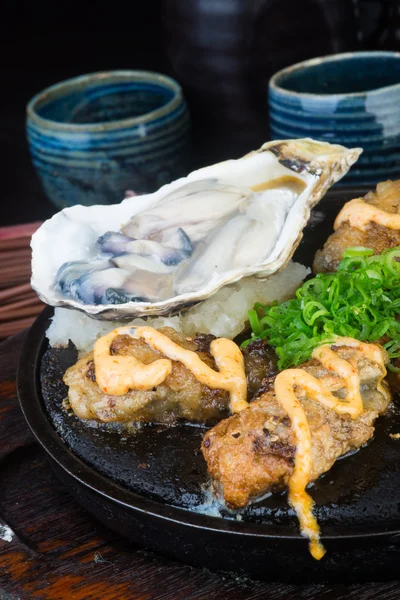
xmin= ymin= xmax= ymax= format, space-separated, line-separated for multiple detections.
xmin=94 ymin=326 xmax=248 ymax=413
xmin=335 ymin=198 xmax=400 ymax=231
xmin=94 ymin=327 xmax=388 ymax=560
xmin=274 ymin=337 xmax=388 ymax=560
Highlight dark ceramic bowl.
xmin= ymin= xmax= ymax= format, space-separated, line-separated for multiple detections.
xmin=26 ymin=71 xmax=191 ymax=209
xmin=269 ymin=51 xmax=400 ymax=186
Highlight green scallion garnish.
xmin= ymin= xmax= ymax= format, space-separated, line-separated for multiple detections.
xmin=243 ymin=246 xmax=400 ymax=370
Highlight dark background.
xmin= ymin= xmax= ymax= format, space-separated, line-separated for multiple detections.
xmin=1 ymin=0 xmax=399 ymax=226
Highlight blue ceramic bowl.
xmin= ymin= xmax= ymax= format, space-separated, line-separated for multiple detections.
xmin=269 ymin=52 xmax=400 ymax=185
xmin=27 ymin=71 xmax=191 ymax=208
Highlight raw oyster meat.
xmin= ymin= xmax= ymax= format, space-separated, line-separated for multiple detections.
xmin=31 ymin=139 xmax=361 ymax=319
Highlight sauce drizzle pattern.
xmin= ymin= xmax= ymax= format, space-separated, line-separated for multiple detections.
xmin=94 ymin=327 xmax=388 ymax=560
xmin=274 ymin=337 xmax=388 ymax=559
xmin=94 ymin=326 xmax=248 ymax=413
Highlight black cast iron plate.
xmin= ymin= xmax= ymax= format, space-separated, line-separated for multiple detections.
xmin=17 ymin=188 xmax=400 ymax=581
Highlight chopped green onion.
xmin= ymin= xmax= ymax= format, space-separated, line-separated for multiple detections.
xmin=242 ymin=246 xmax=400 ymax=370
xmin=342 ymin=247 xmax=375 ymax=258
xmin=338 ymin=257 xmax=367 ymax=272
xmin=248 ymin=309 xmax=262 ymax=336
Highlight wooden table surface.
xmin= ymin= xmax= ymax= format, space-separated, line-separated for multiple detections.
xmin=1 ymin=332 xmax=400 ymax=600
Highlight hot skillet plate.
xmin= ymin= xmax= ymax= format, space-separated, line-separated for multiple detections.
xmin=18 ymin=188 xmax=400 ymax=582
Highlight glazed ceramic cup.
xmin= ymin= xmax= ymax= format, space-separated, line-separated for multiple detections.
xmin=269 ymin=52 xmax=400 ymax=185
xmin=27 ymin=71 xmax=191 ymax=208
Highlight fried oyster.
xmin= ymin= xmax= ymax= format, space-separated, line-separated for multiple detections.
xmin=63 ymin=328 xmax=277 ymax=425
xmin=202 ymin=343 xmax=390 ymax=509
xmin=314 ymin=179 xmax=400 ymax=273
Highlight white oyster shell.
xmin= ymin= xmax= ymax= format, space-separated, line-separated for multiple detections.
xmin=31 ymin=138 xmax=361 ymax=319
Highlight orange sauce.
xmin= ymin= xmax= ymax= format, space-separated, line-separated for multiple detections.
xmin=94 ymin=326 xmax=388 ymax=561
xmin=274 ymin=337 xmax=387 ymax=559
xmin=93 ymin=326 xmax=248 ymax=413
xmin=334 ymin=198 xmax=400 ymax=231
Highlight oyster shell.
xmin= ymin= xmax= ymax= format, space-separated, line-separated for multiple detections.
xmin=31 ymin=138 xmax=361 ymax=319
